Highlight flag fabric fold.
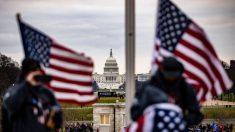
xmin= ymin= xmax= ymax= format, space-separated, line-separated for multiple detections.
xmin=17 ymin=16 xmax=97 ymax=105
xmin=152 ymin=0 xmax=233 ymax=102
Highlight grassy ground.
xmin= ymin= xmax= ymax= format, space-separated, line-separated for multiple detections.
xmin=62 ymin=97 xmax=124 ymax=121
xmin=97 ymin=97 xmax=125 ymax=103
xmin=61 ymin=97 xmax=125 ymax=108
xmin=215 ymin=93 xmax=235 ymax=102
xmin=202 ymin=107 xmax=235 ymax=119
xmin=63 ymin=108 xmax=93 ymax=121
xmin=63 ymin=107 xmax=235 ymax=121
xmin=62 ymin=97 xmax=235 ymax=121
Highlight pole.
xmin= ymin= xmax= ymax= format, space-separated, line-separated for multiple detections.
xmin=113 ymin=106 xmax=116 ymax=132
xmin=125 ymin=0 xmax=135 ymax=125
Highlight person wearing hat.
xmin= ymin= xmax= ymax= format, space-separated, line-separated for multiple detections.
xmin=2 ymin=58 xmax=63 ymax=132
xmin=130 ymin=57 xmax=203 ymax=126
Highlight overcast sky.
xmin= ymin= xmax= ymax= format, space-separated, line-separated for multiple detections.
xmin=0 ymin=0 xmax=235 ymax=74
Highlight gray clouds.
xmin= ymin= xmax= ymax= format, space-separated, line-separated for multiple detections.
xmin=0 ymin=0 xmax=235 ymax=74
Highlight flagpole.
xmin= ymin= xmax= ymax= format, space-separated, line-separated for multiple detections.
xmin=125 ymin=0 xmax=135 ymax=125
xmin=151 ymin=0 xmax=161 ymax=74
xmin=16 ymin=13 xmax=27 ymax=57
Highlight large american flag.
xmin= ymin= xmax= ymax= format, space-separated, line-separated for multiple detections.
xmin=124 ymin=103 xmax=187 ymax=132
xmin=152 ymin=0 xmax=233 ymax=102
xmin=18 ymin=17 xmax=97 ymax=105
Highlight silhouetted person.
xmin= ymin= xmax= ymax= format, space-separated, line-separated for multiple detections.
xmin=131 ymin=57 xmax=203 ymax=126
xmin=2 ymin=58 xmax=63 ymax=132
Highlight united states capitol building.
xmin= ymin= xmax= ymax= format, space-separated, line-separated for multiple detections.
xmin=92 ymin=49 xmax=151 ymax=89
xmin=92 ymin=49 xmax=125 ymax=89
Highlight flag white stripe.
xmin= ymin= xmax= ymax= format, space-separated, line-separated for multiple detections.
xmin=189 ymin=24 xmax=203 ymax=34
xmin=54 ymin=92 xmax=97 ymax=102
xmin=205 ymin=91 xmax=213 ymax=100
xmin=158 ymin=46 xmax=173 ymax=57
xmin=129 ymin=122 xmax=138 ymax=132
xmin=155 ymin=38 xmax=161 ymax=45
xmin=214 ymin=80 xmax=223 ymax=96
xmin=50 ymin=80 xmax=92 ymax=92
xmin=51 ymin=47 xmax=93 ymax=63
xmin=183 ymin=33 xmax=212 ymax=56
xmin=152 ymin=53 xmax=164 ymax=74
xmin=143 ymin=108 xmax=155 ymax=132
xmin=153 ymin=50 xmax=163 ymax=60
xmin=196 ymin=88 xmax=203 ymax=101
xmin=177 ymin=57 xmax=212 ymax=90
xmin=183 ymin=32 xmax=232 ymax=90
xmin=45 ymin=68 xmax=92 ymax=82
xmin=50 ymin=58 xmax=93 ymax=72
xmin=185 ymin=77 xmax=199 ymax=86
xmin=177 ymin=44 xmax=217 ymax=81
xmin=151 ymin=63 xmax=158 ymax=75
xmin=212 ymin=59 xmax=233 ymax=88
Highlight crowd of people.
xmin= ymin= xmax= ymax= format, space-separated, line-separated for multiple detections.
xmin=189 ymin=123 xmax=233 ymax=132
xmin=57 ymin=122 xmax=93 ymax=132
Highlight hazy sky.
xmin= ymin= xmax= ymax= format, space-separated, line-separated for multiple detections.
xmin=0 ymin=0 xmax=235 ymax=74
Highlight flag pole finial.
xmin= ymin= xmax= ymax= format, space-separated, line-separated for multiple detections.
xmin=16 ymin=13 xmax=21 ymax=22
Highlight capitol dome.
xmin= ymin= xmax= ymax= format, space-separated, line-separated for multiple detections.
xmin=104 ymin=49 xmax=119 ymax=74
xmin=92 ymin=49 xmax=125 ymax=89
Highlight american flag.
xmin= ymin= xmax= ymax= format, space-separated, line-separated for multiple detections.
xmin=124 ymin=103 xmax=187 ymax=132
xmin=152 ymin=0 xmax=233 ymax=102
xmin=17 ymin=17 xmax=97 ymax=105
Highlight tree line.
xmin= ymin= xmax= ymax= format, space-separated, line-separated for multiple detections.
xmin=0 ymin=53 xmax=20 ymax=97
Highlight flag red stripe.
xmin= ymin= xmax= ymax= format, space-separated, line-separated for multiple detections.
xmin=125 ymin=126 xmax=130 ymax=132
xmin=184 ymin=70 xmax=208 ymax=101
xmin=136 ymin=115 xmax=144 ymax=132
xmin=186 ymin=27 xmax=218 ymax=58
xmin=154 ymin=58 xmax=161 ymax=66
xmin=57 ymin=98 xmax=97 ymax=105
xmin=175 ymin=50 xmax=217 ymax=96
xmin=179 ymin=38 xmax=226 ymax=92
xmin=53 ymin=76 xmax=92 ymax=86
xmin=50 ymin=54 xmax=93 ymax=67
xmin=52 ymin=43 xmax=78 ymax=55
xmin=48 ymin=85 xmax=93 ymax=95
xmin=50 ymin=64 xmax=92 ymax=76
xmin=155 ymin=44 xmax=160 ymax=51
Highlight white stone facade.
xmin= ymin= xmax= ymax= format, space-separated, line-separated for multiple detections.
xmin=92 ymin=49 xmax=150 ymax=89
xmin=93 ymin=103 xmax=126 ymax=132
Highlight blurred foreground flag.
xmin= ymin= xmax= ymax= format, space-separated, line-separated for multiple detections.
xmin=152 ymin=0 xmax=233 ymax=102
xmin=124 ymin=103 xmax=186 ymax=132
xmin=17 ymin=14 xmax=97 ymax=105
